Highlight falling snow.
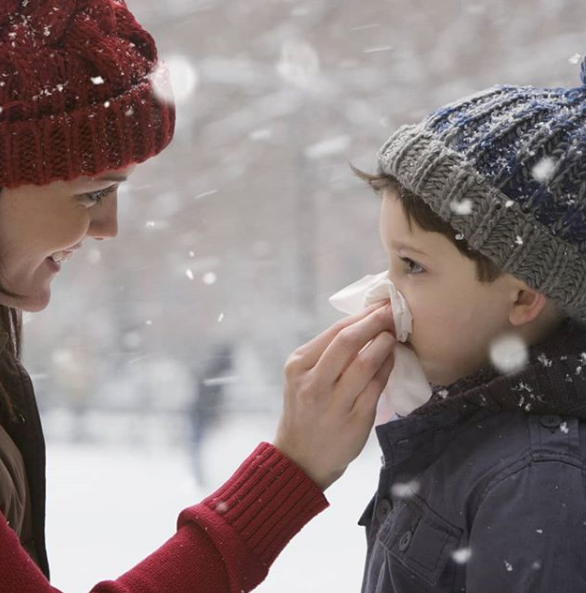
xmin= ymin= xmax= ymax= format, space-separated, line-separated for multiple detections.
xmin=451 ymin=547 xmax=472 ymax=564
xmin=569 ymin=53 xmax=582 ymax=64
xmin=390 ymin=480 xmax=420 ymax=499
xmin=450 ymin=199 xmax=474 ymax=215
xmin=489 ymin=334 xmax=529 ymax=374
xmin=276 ymin=40 xmax=320 ymax=87
xmin=305 ymin=136 xmax=351 ymax=159
xmin=531 ymin=157 xmax=556 ymax=183
xmin=203 ymin=272 xmax=217 ymax=285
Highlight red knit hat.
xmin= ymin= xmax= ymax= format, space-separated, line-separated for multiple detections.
xmin=0 ymin=0 xmax=176 ymax=189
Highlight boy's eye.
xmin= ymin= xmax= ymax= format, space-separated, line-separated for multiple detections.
xmin=399 ymin=256 xmax=425 ymax=275
xmin=80 ymin=185 xmax=117 ymax=207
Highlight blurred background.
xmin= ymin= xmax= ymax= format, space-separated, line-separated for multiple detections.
xmin=20 ymin=0 xmax=585 ymax=590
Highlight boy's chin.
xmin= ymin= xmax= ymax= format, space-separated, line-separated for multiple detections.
xmin=423 ymin=365 xmax=463 ymax=388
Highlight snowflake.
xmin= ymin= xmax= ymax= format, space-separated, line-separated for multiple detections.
xmin=450 ymin=199 xmax=474 ymax=215
xmin=390 ymin=480 xmax=420 ymax=499
xmin=560 ymin=422 xmax=569 ymax=434
xmin=451 ymin=547 xmax=472 ymax=564
xmin=531 ymin=157 xmax=556 ymax=183
xmin=512 ymin=381 xmax=533 ymax=393
xmin=504 ymin=560 xmax=513 ymax=572
xmin=203 ymin=272 xmax=217 ymax=285
xmin=537 ymin=353 xmax=552 ymax=367
xmin=489 ymin=334 xmax=529 ymax=374
xmin=569 ymin=53 xmax=582 ymax=65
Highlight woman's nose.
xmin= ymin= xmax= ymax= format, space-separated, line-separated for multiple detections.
xmin=87 ymin=204 xmax=119 ymax=240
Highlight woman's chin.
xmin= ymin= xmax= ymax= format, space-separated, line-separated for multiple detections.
xmin=8 ymin=289 xmax=51 ymax=312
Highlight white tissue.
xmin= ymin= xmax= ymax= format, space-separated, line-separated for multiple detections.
xmin=329 ymin=271 xmax=432 ymax=422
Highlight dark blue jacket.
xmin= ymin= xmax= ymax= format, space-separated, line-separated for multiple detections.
xmin=360 ymin=317 xmax=586 ymax=592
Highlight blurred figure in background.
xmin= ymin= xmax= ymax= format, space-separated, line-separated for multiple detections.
xmin=190 ymin=344 xmax=232 ymax=486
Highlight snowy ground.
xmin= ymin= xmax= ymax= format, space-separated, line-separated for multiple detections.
xmin=46 ymin=414 xmax=382 ymax=592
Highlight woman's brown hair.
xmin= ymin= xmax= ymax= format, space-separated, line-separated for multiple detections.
xmin=0 ymin=187 xmax=27 ymax=419
xmin=351 ymin=165 xmax=504 ymax=283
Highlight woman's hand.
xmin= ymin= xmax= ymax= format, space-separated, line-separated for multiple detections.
xmin=273 ymin=301 xmax=396 ymax=491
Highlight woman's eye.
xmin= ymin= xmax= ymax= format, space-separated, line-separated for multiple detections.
xmin=399 ymin=256 xmax=424 ymax=275
xmin=81 ymin=185 xmax=117 ymax=206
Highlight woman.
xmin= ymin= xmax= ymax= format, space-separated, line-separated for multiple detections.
xmin=0 ymin=1 xmax=396 ymax=592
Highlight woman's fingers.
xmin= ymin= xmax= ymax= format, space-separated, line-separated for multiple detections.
xmin=351 ymin=350 xmax=396 ymax=417
xmin=334 ymin=330 xmax=396 ymax=411
xmin=312 ymin=303 xmax=394 ymax=386
xmin=291 ymin=301 xmax=389 ymax=370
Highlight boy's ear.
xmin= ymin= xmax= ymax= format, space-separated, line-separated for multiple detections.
xmin=508 ymin=285 xmax=548 ymax=327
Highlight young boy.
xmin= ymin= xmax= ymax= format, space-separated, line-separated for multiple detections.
xmin=355 ymin=54 xmax=586 ymax=592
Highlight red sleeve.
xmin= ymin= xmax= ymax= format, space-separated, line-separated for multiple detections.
xmin=0 ymin=442 xmax=329 ymax=593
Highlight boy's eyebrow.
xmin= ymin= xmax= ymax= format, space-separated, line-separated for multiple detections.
xmin=391 ymin=241 xmax=429 ymax=256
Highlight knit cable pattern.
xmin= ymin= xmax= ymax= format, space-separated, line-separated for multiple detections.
xmin=0 ymin=0 xmax=175 ymax=187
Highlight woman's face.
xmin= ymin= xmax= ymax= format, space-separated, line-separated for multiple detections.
xmin=0 ymin=164 xmax=137 ymax=312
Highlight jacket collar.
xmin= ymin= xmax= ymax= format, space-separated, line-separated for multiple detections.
xmin=411 ymin=316 xmax=586 ymax=419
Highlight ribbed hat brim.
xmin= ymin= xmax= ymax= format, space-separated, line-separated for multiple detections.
xmin=0 ymin=76 xmax=175 ymax=188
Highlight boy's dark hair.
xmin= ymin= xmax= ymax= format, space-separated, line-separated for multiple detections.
xmin=351 ymin=165 xmax=504 ymax=284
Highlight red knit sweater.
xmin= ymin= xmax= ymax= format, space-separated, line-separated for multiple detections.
xmin=0 ymin=442 xmax=329 ymax=593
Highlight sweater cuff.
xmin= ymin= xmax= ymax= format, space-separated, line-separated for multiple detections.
xmin=203 ymin=442 xmax=329 ymax=566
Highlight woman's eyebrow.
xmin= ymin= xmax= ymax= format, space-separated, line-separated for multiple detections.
xmin=94 ymin=174 xmax=128 ymax=183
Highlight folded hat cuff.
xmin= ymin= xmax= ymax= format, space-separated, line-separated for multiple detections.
xmin=0 ymin=73 xmax=175 ymax=189
xmin=378 ymin=124 xmax=586 ymax=324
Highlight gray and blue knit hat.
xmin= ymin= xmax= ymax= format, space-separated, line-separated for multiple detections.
xmin=378 ymin=53 xmax=586 ymax=324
